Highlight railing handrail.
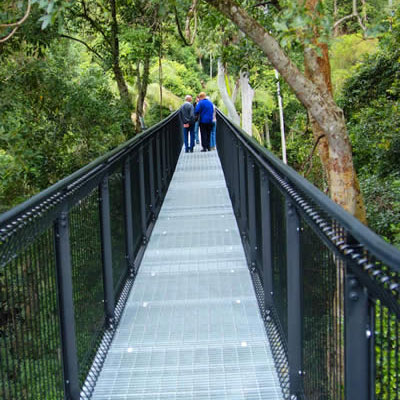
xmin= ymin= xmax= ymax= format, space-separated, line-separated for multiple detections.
xmin=217 ymin=109 xmax=400 ymax=272
xmin=0 ymin=111 xmax=179 ymax=228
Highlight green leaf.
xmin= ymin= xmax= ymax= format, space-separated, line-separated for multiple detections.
xmin=273 ymin=21 xmax=289 ymax=32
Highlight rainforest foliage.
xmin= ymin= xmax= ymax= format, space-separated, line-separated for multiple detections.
xmin=1 ymin=0 xmax=400 ymax=245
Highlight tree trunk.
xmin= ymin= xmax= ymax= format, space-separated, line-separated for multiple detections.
xmin=110 ymin=0 xmax=131 ymax=111
xmin=240 ymin=70 xmax=254 ymax=136
xmin=232 ymin=78 xmax=240 ymax=104
xmin=275 ymin=69 xmax=287 ymax=164
xmin=264 ymin=118 xmax=271 ymax=149
xmin=204 ymin=0 xmax=365 ymax=220
xmin=135 ymin=54 xmax=151 ymax=133
xmin=304 ymin=0 xmax=367 ymax=222
xmin=217 ymin=59 xmax=240 ymax=125
xmin=113 ymin=64 xmax=131 ymax=108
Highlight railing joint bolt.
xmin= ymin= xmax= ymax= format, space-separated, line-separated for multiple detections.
xmin=349 ymin=278 xmax=358 ymax=288
xmin=349 ymin=291 xmax=359 ymax=302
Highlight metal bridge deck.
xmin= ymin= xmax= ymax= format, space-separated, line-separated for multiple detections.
xmin=91 ymin=147 xmax=283 ymax=400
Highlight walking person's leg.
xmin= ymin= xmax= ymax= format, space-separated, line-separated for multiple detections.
xmin=202 ymin=123 xmax=212 ymax=151
xmin=189 ymin=124 xmax=195 ymax=152
xmin=210 ymin=121 xmax=216 ymax=149
xmin=194 ymin=120 xmax=200 ymax=144
xmin=183 ymin=127 xmax=189 ymax=152
xmin=199 ymin=123 xmax=208 ymax=151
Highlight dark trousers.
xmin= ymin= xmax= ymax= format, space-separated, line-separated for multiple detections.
xmin=199 ymin=122 xmax=213 ymax=150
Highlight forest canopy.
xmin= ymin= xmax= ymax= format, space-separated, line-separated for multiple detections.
xmin=1 ymin=0 xmax=400 ymax=245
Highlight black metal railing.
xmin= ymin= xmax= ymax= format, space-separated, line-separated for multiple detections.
xmin=217 ymin=110 xmax=400 ymax=400
xmin=0 ymin=111 xmax=182 ymax=400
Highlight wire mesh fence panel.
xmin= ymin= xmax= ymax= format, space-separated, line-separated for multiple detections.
xmin=375 ymin=301 xmax=400 ymax=399
xmin=270 ymin=181 xmax=288 ymax=340
xmin=69 ymin=189 xmax=104 ymax=386
xmin=0 ymin=228 xmax=63 ymax=400
xmin=301 ymin=220 xmax=345 ymax=400
xmin=109 ymin=167 xmax=127 ymax=300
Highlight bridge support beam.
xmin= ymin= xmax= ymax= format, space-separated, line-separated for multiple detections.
xmin=345 ymin=271 xmax=370 ymax=399
xmin=54 ymin=206 xmax=80 ymax=400
xmin=260 ymin=172 xmax=273 ymax=310
xmin=99 ymin=175 xmax=115 ymax=328
xmin=286 ymin=200 xmax=304 ymax=396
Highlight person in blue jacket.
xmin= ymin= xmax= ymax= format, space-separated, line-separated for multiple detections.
xmin=194 ymin=92 xmax=214 ymax=152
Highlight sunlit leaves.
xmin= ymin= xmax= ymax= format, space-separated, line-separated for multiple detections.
xmin=271 ymin=0 xmax=331 ymax=51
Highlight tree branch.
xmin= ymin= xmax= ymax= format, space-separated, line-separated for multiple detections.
xmin=0 ymin=0 xmax=31 ymax=43
xmin=333 ymin=0 xmax=366 ymax=32
xmin=174 ymin=0 xmax=198 ymax=46
xmin=252 ymin=1 xmax=281 ymax=11
xmin=301 ymin=134 xmax=325 ymax=177
xmin=80 ymin=0 xmax=112 ymax=47
xmin=60 ymin=34 xmax=104 ymax=60
xmin=174 ymin=6 xmax=191 ymax=46
xmin=184 ymin=0 xmax=198 ymax=44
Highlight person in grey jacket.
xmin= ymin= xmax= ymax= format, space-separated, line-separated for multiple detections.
xmin=179 ymin=95 xmax=195 ymax=153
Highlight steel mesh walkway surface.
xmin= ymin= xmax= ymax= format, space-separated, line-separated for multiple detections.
xmin=91 ymin=146 xmax=283 ymax=400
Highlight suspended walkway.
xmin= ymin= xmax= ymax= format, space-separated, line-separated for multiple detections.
xmin=91 ymin=149 xmax=282 ymax=399
xmin=1 ymin=111 xmax=399 ymax=400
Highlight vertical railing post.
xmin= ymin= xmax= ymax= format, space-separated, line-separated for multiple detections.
xmin=161 ymin=128 xmax=167 ymax=192
xmin=286 ymin=199 xmax=303 ymax=396
xmin=226 ymin=135 xmax=234 ymax=195
xmin=138 ymin=146 xmax=147 ymax=244
xmin=148 ymin=140 xmax=156 ymax=221
xmin=54 ymin=205 xmax=80 ymax=400
xmin=233 ymin=139 xmax=240 ymax=218
xmin=156 ymin=134 xmax=162 ymax=206
xmin=246 ymin=155 xmax=257 ymax=269
xmin=165 ymin=129 xmax=171 ymax=181
xmin=238 ymin=145 xmax=248 ymax=237
xmin=123 ymin=157 xmax=135 ymax=277
xmin=99 ymin=175 xmax=115 ymax=328
xmin=345 ymin=271 xmax=370 ymax=399
xmin=260 ymin=172 xmax=274 ymax=311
